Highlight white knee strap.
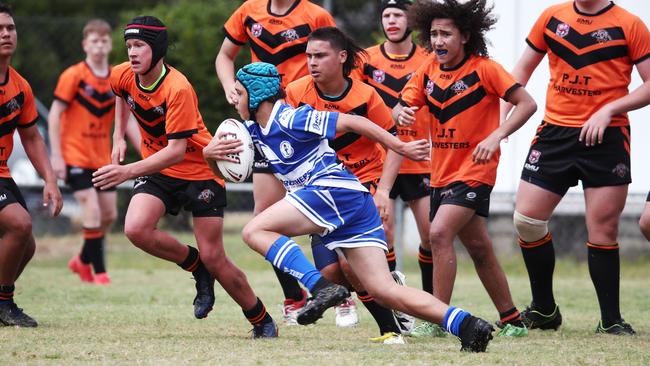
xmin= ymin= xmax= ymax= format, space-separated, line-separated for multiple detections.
xmin=513 ymin=210 xmax=549 ymax=243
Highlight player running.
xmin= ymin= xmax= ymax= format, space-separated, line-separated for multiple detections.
xmin=92 ymin=16 xmax=278 ymax=337
xmin=351 ymin=0 xmax=436 ymax=338
xmin=216 ymin=0 xmax=336 ymax=325
xmin=286 ymin=26 xmax=414 ymax=341
xmin=504 ymin=0 xmax=650 ymax=335
xmin=395 ymin=0 xmax=537 ymax=336
xmin=204 ymin=61 xmax=495 ymax=352
xmin=48 ymin=19 xmax=139 ymax=285
xmin=0 ymin=3 xmax=63 ymax=327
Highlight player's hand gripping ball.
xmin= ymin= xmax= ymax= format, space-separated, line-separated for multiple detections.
xmin=208 ymin=118 xmax=255 ymax=183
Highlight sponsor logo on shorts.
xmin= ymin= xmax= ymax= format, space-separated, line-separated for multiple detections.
xmin=528 ymin=149 xmax=541 ymax=164
xmin=198 ymin=189 xmax=215 ymax=203
xmin=465 ymin=191 xmax=477 ymax=201
xmin=251 ymin=23 xmax=263 ymax=38
xmin=281 ymin=29 xmax=299 ymax=42
xmin=591 ymin=29 xmax=612 ymax=44
xmin=70 ymin=167 xmax=84 ymax=175
xmin=133 ymin=176 xmax=148 ymax=189
xmin=440 ymin=188 xmax=454 ymax=198
xmin=280 ymin=141 xmax=294 ymax=158
xmin=524 ymin=163 xmax=539 ymax=172
xmin=372 ymin=69 xmax=385 ymax=84
xmin=0 ymin=193 xmax=6 ymax=201
xmin=556 ymin=23 xmax=570 ymax=38
xmin=611 ymin=163 xmax=629 ymax=178
xmin=254 ymin=160 xmax=269 ymax=169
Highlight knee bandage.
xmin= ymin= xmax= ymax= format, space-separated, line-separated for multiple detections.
xmin=513 ymin=210 xmax=549 ymax=243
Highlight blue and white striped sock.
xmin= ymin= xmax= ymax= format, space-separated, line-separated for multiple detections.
xmin=264 ymin=236 xmax=322 ymax=291
xmin=443 ymin=306 xmax=471 ymax=337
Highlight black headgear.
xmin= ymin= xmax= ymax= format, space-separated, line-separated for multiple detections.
xmin=124 ymin=16 xmax=168 ymax=75
xmin=380 ymin=0 xmax=413 ymax=43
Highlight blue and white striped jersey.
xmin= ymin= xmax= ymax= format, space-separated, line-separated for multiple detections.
xmin=244 ymin=101 xmax=367 ymax=193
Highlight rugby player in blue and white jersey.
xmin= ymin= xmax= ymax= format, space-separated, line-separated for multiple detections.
xmin=203 ymin=62 xmax=495 ymax=352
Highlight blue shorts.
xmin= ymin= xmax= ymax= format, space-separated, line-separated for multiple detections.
xmin=285 ymin=186 xmax=387 ymax=252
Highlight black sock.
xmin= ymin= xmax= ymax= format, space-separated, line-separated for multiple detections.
xmin=519 ymin=233 xmax=556 ymax=313
xmin=178 ymin=245 xmax=200 ymax=272
xmin=243 ymin=297 xmax=273 ymax=325
xmin=418 ymin=246 xmax=433 ymax=294
xmin=80 ymin=227 xmax=102 ymax=264
xmin=311 ymin=277 xmax=332 ymax=293
xmin=0 ymin=284 xmax=14 ymax=303
xmin=272 ymin=265 xmax=304 ymax=301
xmin=499 ymin=307 xmax=523 ymax=327
xmin=386 ymin=248 xmax=397 ymax=272
xmin=88 ymin=235 xmax=106 ymax=274
xmin=588 ymin=243 xmax=621 ymax=327
xmin=357 ymin=291 xmax=400 ymax=335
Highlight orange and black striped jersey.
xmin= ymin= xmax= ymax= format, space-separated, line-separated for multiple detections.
xmin=526 ymin=1 xmax=650 ymax=127
xmin=53 ymin=61 xmax=114 ymax=169
xmin=0 ymin=67 xmax=38 ymax=178
xmin=352 ymin=43 xmax=431 ymax=174
xmin=286 ymin=75 xmax=396 ymax=184
xmin=223 ymin=0 xmax=335 ymax=87
xmin=400 ymin=55 xmax=520 ymax=187
xmin=110 ymin=62 xmax=221 ymax=184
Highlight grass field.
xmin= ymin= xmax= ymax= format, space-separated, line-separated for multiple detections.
xmin=2 ymin=220 xmax=650 ymax=365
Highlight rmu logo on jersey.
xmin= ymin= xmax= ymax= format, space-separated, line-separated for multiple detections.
xmin=372 ymin=69 xmax=386 ymax=83
xmin=451 ymin=80 xmax=468 ymax=95
xmin=197 ymin=189 xmax=215 ymax=203
xmin=556 ymin=23 xmax=570 ymax=38
xmin=425 ymin=80 xmax=435 ymax=95
xmin=280 ymin=141 xmax=294 ymax=158
xmin=281 ymin=29 xmax=299 ymax=42
xmin=528 ymin=149 xmax=541 ymax=164
xmin=251 ymin=23 xmax=263 ymax=38
xmin=591 ymin=29 xmax=612 ymax=44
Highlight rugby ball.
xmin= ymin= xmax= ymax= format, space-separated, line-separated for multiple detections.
xmin=210 ymin=118 xmax=254 ymax=183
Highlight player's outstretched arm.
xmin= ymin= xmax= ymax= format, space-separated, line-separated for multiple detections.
xmin=336 ymin=113 xmax=429 ymax=162
xmin=216 ymin=38 xmax=243 ymax=106
xmin=18 ymin=124 xmax=63 ymax=216
xmin=47 ymin=100 xmax=68 ymax=181
xmin=473 ymin=87 xmax=537 ymax=164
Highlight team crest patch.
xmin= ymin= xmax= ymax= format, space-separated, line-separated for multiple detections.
xmin=84 ymin=84 xmax=95 ymax=96
xmin=280 ymin=141 xmax=294 ymax=158
xmin=425 ymin=80 xmax=435 ymax=95
xmin=153 ymin=106 xmax=165 ymax=115
xmin=451 ymin=80 xmax=468 ymax=95
xmin=591 ymin=29 xmax=612 ymax=44
xmin=251 ymin=23 xmax=263 ymax=38
xmin=126 ymin=95 xmax=136 ymax=110
xmin=556 ymin=23 xmax=570 ymax=38
xmin=372 ymin=69 xmax=386 ymax=84
xmin=528 ymin=149 xmax=541 ymax=164
xmin=198 ymin=189 xmax=215 ymax=203
xmin=5 ymin=98 xmax=19 ymax=113
xmin=281 ymin=29 xmax=299 ymax=42
xmin=611 ymin=163 xmax=628 ymax=178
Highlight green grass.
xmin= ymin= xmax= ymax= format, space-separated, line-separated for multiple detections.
xmin=2 ymin=229 xmax=650 ymax=365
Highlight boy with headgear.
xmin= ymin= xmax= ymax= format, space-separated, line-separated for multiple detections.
xmin=204 ymin=61 xmax=496 ymax=352
xmin=93 ymin=16 xmax=279 ymax=338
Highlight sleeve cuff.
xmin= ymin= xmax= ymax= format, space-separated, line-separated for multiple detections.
xmin=224 ymin=28 xmax=246 ymax=46
xmin=503 ymin=83 xmax=522 ymax=102
xmin=53 ymin=95 xmax=71 ymax=104
xmin=18 ymin=117 xmax=38 ymax=129
xmin=634 ymin=53 xmax=650 ymax=65
xmin=167 ymin=129 xmax=198 ymax=139
xmin=525 ymin=39 xmax=546 ymax=54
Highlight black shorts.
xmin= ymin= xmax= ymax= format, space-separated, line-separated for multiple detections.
xmin=133 ymin=173 xmax=226 ymax=217
xmin=66 ymin=166 xmax=116 ymax=192
xmin=0 ymin=177 xmax=27 ymax=211
xmin=389 ymin=173 xmax=431 ymax=201
xmin=521 ymin=123 xmax=631 ymax=196
xmin=429 ymin=181 xmax=492 ymax=221
xmin=252 ymin=148 xmax=273 ymax=174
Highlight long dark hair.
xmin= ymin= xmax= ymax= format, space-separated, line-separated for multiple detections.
xmin=308 ymin=26 xmax=367 ymax=77
xmin=408 ymin=0 xmax=497 ymax=57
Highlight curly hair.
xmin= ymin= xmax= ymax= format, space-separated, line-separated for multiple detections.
xmin=408 ymin=0 xmax=497 ymax=57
